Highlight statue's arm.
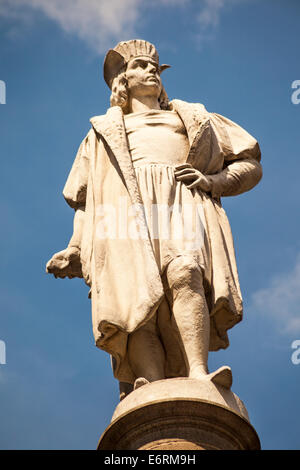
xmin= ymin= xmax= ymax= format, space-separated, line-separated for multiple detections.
xmin=46 ymin=131 xmax=91 ymax=279
xmin=175 ymin=110 xmax=262 ymax=197
xmin=207 ymin=157 xmax=262 ymax=198
xmin=68 ymin=205 xmax=85 ymax=250
xmin=46 ymin=206 xmax=85 ymax=279
xmin=206 ymin=112 xmax=262 ymax=198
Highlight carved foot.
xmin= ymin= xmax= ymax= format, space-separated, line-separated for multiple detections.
xmin=208 ymin=366 xmax=232 ymax=389
xmin=134 ymin=377 xmax=150 ymax=390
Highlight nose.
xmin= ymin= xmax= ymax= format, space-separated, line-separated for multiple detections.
xmin=148 ymin=63 xmax=156 ymax=73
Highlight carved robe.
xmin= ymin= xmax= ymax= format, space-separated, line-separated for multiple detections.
xmin=63 ymin=99 xmax=262 ymax=383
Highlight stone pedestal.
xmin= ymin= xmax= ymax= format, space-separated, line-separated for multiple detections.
xmin=97 ymin=378 xmax=260 ymax=450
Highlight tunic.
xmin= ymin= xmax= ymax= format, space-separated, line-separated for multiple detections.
xmin=124 ymin=109 xmax=210 ymax=277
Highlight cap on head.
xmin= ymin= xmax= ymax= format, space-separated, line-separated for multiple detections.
xmin=103 ymin=39 xmax=170 ymax=89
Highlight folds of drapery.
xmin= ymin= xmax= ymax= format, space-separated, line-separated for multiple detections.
xmin=60 ymin=101 xmax=262 ymax=382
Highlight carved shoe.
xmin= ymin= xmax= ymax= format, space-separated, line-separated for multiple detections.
xmin=208 ymin=366 xmax=232 ymax=389
xmin=134 ymin=377 xmax=150 ymax=390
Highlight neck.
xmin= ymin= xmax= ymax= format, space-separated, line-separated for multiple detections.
xmin=128 ymin=95 xmax=161 ymax=113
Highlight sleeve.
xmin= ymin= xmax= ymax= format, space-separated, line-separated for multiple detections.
xmin=207 ymin=113 xmax=262 ymax=198
xmin=63 ymin=131 xmax=91 ymax=209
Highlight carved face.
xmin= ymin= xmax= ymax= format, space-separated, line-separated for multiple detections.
xmin=125 ymin=57 xmax=162 ymax=99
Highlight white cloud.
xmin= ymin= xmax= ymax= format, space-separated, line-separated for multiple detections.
xmin=0 ymin=0 xmax=142 ymax=52
xmin=0 ymin=0 xmax=245 ymax=53
xmin=197 ymin=0 xmax=225 ymax=29
xmin=193 ymin=0 xmax=248 ymax=48
xmin=158 ymin=0 xmax=189 ymax=4
xmin=251 ymin=253 xmax=300 ymax=335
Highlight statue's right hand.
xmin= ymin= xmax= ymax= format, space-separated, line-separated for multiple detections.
xmin=46 ymin=246 xmax=83 ymax=279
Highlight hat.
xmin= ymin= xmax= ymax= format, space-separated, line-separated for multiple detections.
xmin=103 ymin=39 xmax=170 ymax=88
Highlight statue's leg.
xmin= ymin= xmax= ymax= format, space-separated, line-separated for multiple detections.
xmin=127 ymin=312 xmax=165 ymax=383
xmin=164 ymin=255 xmax=210 ymax=379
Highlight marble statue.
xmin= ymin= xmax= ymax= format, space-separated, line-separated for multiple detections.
xmin=46 ymin=40 xmax=262 ymax=400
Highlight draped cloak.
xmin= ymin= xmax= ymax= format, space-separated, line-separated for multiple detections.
xmin=63 ymin=99 xmax=262 ymax=383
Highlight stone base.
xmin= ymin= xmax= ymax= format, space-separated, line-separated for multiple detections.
xmin=97 ymin=378 xmax=260 ymax=450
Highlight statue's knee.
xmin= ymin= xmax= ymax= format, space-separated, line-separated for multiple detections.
xmin=166 ymin=256 xmax=202 ymax=290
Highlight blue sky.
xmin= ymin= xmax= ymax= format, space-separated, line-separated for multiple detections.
xmin=0 ymin=0 xmax=299 ymax=450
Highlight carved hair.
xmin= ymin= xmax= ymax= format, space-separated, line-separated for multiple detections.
xmin=110 ymin=70 xmax=170 ymax=113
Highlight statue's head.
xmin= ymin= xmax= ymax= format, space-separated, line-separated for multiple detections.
xmin=103 ymin=39 xmax=170 ymax=113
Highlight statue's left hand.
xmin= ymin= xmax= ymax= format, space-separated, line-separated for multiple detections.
xmin=174 ymin=163 xmax=212 ymax=192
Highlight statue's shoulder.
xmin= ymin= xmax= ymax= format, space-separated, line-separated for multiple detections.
xmin=170 ymin=99 xmax=208 ymax=115
xmin=170 ymin=99 xmax=209 ymax=128
xmin=89 ymin=113 xmax=107 ymax=132
xmin=89 ymin=106 xmax=123 ymax=136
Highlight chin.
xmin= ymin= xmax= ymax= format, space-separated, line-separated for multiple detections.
xmin=145 ymin=81 xmax=161 ymax=93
